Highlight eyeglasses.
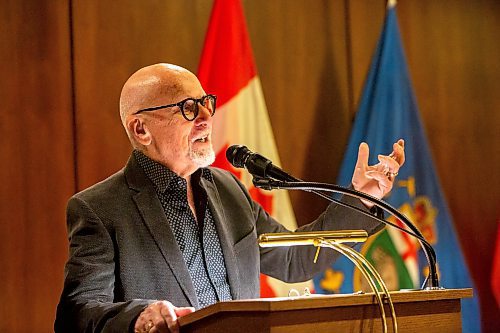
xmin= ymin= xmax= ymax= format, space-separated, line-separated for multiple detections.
xmin=133 ymin=94 xmax=217 ymax=121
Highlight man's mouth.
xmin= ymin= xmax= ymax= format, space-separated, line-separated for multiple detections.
xmin=193 ymin=135 xmax=209 ymax=143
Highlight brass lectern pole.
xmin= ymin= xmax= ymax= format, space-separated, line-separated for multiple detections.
xmin=259 ymin=230 xmax=398 ymax=333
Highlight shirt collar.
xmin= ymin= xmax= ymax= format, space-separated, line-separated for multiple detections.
xmin=134 ymin=150 xmax=212 ymax=193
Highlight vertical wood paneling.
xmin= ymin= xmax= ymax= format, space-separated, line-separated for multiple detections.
xmin=0 ymin=1 xmax=74 ymax=332
xmin=244 ymin=0 xmax=351 ymax=224
xmin=348 ymin=0 xmax=386 ymax=108
xmin=71 ymin=0 xmax=213 ymax=190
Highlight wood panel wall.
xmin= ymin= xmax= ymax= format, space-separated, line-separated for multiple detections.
xmin=71 ymin=0 xmax=213 ymax=189
xmin=0 ymin=0 xmax=74 ymax=331
xmin=1 ymin=0 xmax=498 ymax=332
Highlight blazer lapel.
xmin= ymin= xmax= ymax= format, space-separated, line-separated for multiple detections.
xmin=202 ymin=176 xmax=241 ymax=300
xmin=124 ymin=154 xmax=199 ymax=308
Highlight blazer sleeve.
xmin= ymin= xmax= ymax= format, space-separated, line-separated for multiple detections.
xmin=55 ymin=196 xmax=152 ymax=333
xmin=250 ymin=183 xmax=385 ymax=283
xmin=209 ymin=169 xmax=385 ymax=287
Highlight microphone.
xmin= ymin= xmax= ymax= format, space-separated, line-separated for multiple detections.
xmin=225 ymin=144 xmax=439 ymax=289
xmin=226 ymin=145 xmax=296 ymax=181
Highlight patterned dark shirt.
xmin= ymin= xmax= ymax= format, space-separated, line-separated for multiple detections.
xmin=134 ymin=150 xmax=232 ymax=308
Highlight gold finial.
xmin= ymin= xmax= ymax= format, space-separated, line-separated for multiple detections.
xmin=387 ymin=0 xmax=397 ymax=9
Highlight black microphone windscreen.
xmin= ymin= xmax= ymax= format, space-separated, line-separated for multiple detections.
xmin=226 ymin=145 xmax=250 ymax=168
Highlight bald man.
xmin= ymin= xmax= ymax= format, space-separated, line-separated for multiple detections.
xmin=55 ymin=63 xmax=405 ymax=333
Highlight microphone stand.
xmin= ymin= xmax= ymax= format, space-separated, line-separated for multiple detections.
xmin=252 ymin=177 xmax=440 ymax=290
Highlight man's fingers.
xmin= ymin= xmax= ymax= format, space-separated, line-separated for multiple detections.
xmin=398 ymin=139 xmax=405 ymax=148
xmin=391 ymin=139 xmax=405 ymax=166
xmin=135 ymin=301 xmax=182 ymax=333
xmin=355 ymin=142 xmax=370 ymax=171
xmin=164 ymin=306 xmax=194 ymax=333
xmin=351 ymin=140 xmax=404 ymax=200
xmin=365 ymin=171 xmax=393 ymax=190
xmin=378 ymin=155 xmax=400 ymax=174
xmin=150 ymin=312 xmax=169 ymax=333
xmin=158 ymin=302 xmax=180 ymax=333
xmin=134 ymin=303 xmax=158 ymax=332
xmin=148 ymin=323 xmax=163 ymax=333
xmin=393 ymin=139 xmax=405 ymax=166
xmin=174 ymin=307 xmax=195 ymax=317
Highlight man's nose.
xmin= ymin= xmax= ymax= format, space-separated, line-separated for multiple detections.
xmin=195 ymin=103 xmax=212 ymax=124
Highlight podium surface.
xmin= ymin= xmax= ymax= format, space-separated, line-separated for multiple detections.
xmin=178 ymin=288 xmax=472 ymax=332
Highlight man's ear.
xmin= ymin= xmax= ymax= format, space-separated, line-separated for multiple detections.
xmin=127 ymin=117 xmax=152 ymax=146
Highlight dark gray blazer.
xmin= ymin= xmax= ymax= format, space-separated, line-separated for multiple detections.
xmin=55 ymin=153 xmax=383 ymax=333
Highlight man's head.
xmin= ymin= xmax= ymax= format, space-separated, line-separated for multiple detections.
xmin=120 ymin=63 xmax=215 ymax=178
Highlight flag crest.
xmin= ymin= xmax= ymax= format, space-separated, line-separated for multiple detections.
xmin=313 ymin=6 xmax=481 ymax=332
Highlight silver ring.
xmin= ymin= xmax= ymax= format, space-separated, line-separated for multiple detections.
xmin=385 ymin=171 xmax=398 ymax=178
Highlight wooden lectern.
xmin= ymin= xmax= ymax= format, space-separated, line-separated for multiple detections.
xmin=178 ymin=288 xmax=472 ymax=332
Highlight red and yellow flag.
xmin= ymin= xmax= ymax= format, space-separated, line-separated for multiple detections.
xmin=198 ymin=0 xmax=311 ymax=297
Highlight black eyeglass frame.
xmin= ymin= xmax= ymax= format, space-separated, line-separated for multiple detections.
xmin=133 ymin=94 xmax=217 ymax=121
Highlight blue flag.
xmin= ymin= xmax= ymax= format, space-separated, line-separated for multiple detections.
xmin=313 ymin=5 xmax=481 ymax=332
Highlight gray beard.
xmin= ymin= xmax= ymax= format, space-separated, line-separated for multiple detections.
xmin=189 ymin=146 xmax=216 ymax=168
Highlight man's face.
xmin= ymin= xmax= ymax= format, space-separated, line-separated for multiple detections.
xmin=142 ymin=73 xmax=215 ymax=176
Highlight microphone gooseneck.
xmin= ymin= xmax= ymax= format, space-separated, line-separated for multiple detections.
xmin=226 ymin=145 xmax=440 ymax=290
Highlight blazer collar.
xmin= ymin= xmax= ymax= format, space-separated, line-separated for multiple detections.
xmin=200 ymin=174 xmax=241 ymax=300
xmin=124 ymin=153 xmax=199 ymax=308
